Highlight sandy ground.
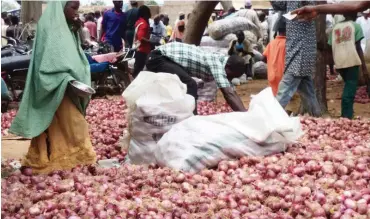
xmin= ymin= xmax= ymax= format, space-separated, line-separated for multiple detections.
xmin=2 ymin=79 xmax=370 ymax=160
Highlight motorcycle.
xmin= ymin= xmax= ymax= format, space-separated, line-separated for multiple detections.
xmin=1 ymin=54 xmax=31 ymax=103
xmin=86 ymin=48 xmax=135 ymax=97
xmin=1 ymin=36 xmax=32 ymax=57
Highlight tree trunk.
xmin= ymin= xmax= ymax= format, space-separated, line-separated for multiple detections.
xmin=21 ymin=1 xmax=42 ymax=24
xmin=183 ymin=1 xmax=219 ymax=45
xmin=314 ymin=12 xmax=328 ymax=114
xmin=220 ymin=1 xmax=233 ymax=11
xmin=299 ymin=1 xmax=328 ymax=115
xmin=20 ymin=1 xmax=42 ymax=39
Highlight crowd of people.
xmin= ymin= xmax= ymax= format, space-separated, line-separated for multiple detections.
xmin=76 ymin=1 xmax=189 ymax=52
xmin=1 ymin=12 xmax=21 ymax=46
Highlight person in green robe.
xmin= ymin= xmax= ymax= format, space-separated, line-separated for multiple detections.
xmin=9 ymin=0 xmax=96 ymax=174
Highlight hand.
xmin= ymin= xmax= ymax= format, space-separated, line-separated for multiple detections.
xmin=291 ymin=6 xmax=318 ymax=21
xmin=71 ymin=18 xmax=83 ymax=32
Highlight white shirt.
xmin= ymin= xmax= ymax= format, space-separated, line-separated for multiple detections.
xmin=1 ymin=24 xmax=8 ymax=47
xmin=97 ymin=17 xmax=103 ymax=41
xmin=268 ymin=12 xmax=279 ymax=42
xmin=150 ymin=21 xmax=166 ymax=43
xmin=331 ymin=21 xmax=362 ymax=69
xmin=356 ymin=16 xmax=370 ymax=51
xmin=261 ymin=20 xmax=268 ymax=39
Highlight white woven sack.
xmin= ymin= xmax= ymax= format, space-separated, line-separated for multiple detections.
xmin=200 ymin=46 xmax=229 ymax=55
xmin=208 ymin=17 xmax=259 ymax=40
xmin=122 ymin=71 xmax=195 ymax=164
xmin=155 ymin=88 xmax=304 ymax=173
xmin=200 ymin=34 xmax=237 ymax=48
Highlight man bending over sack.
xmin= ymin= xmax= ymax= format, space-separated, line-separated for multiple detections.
xmin=146 ymin=42 xmax=247 ymax=114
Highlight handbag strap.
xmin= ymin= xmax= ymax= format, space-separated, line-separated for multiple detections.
xmin=133 ymin=22 xmax=144 ymax=43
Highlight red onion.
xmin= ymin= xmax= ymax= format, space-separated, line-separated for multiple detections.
xmin=1 ymin=99 xmax=370 ymax=218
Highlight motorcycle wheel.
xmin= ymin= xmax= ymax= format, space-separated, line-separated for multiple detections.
xmin=113 ymin=64 xmax=132 ymax=92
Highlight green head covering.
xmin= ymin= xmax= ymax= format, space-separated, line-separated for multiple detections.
xmin=10 ymin=0 xmax=91 ymax=138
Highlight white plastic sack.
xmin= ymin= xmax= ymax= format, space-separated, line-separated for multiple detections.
xmin=253 ymin=49 xmax=263 ymax=62
xmin=155 ymin=88 xmax=304 ymax=173
xmin=200 ymin=46 xmax=229 ymax=55
xmin=128 ymin=59 xmax=135 ymax=71
xmin=200 ymin=34 xmax=237 ymax=48
xmin=208 ymin=17 xmax=259 ymax=40
xmin=122 ymin=71 xmax=195 ymax=165
xmin=239 ymin=74 xmax=248 ymax=84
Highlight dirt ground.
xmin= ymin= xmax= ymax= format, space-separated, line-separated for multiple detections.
xmin=2 ymin=79 xmax=370 ymax=160
xmin=217 ymin=80 xmax=370 ymax=118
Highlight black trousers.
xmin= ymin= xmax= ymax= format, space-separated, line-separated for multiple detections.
xmin=133 ymin=51 xmax=148 ymax=78
xmin=146 ymin=50 xmax=198 ymax=115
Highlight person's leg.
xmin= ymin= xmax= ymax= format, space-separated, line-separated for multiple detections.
xmin=125 ymin=30 xmax=134 ymax=49
xmin=132 ymin=51 xmax=148 ymax=78
xmin=296 ymin=76 xmax=322 ymax=117
xmin=339 ymin=66 xmax=359 ymax=119
xmin=146 ymin=52 xmax=198 ymax=114
xmin=276 ymin=73 xmax=301 ymax=109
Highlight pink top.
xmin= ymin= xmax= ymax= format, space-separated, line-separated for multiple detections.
xmin=85 ymin=21 xmax=97 ymax=40
xmin=92 ymin=53 xmax=117 ymax=63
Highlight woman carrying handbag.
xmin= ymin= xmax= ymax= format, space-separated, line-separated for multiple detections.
xmin=132 ymin=5 xmax=151 ymax=78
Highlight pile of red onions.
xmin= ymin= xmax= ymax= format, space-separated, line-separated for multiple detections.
xmin=326 ymin=66 xmax=337 ymax=81
xmin=85 ymin=99 xmax=127 ymax=161
xmin=1 ymin=109 xmax=16 ymax=136
xmin=197 ymin=102 xmax=233 ymax=115
xmin=355 ymin=86 xmax=370 ymax=104
xmin=1 ymin=99 xmax=370 ymax=218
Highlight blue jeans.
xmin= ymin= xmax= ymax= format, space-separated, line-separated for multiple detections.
xmin=276 ymin=73 xmax=321 ymax=117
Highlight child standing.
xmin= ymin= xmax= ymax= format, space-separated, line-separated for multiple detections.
xmin=263 ymin=16 xmax=286 ymax=96
xmin=328 ymin=13 xmax=368 ymax=119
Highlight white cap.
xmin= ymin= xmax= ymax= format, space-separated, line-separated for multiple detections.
xmin=245 ymin=0 xmax=252 ymax=7
xmin=363 ymin=9 xmax=370 ymax=14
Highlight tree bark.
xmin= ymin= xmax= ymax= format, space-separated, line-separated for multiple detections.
xmin=313 ymin=12 xmax=328 ymax=114
xmin=183 ymin=1 xmax=219 ymax=45
xmin=21 ymin=1 xmax=42 ymax=24
xmin=20 ymin=1 xmax=42 ymax=39
xmin=299 ymin=1 xmax=328 ymax=115
xmin=220 ymin=1 xmax=233 ymax=11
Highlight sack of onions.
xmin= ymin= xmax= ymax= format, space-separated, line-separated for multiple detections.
xmin=155 ymin=88 xmax=304 ymax=172
xmin=122 ymin=71 xmax=195 ymax=165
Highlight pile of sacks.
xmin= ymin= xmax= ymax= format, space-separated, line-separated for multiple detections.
xmin=200 ymin=16 xmax=267 ymax=81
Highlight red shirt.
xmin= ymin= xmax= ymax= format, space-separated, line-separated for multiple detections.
xmin=85 ymin=21 xmax=97 ymax=39
xmin=135 ymin=18 xmax=151 ymax=54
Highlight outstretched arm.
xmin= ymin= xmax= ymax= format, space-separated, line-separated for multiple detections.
xmin=220 ymin=87 xmax=247 ymax=112
xmin=292 ymin=2 xmax=370 ymax=21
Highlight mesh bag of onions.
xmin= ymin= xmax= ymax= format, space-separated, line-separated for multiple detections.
xmin=208 ymin=17 xmax=259 ymax=40
xmin=253 ymin=61 xmax=268 ymax=79
xmin=122 ymin=71 xmax=195 ymax=165
xmin=155 ymin=88 xmax=304 ymax=173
